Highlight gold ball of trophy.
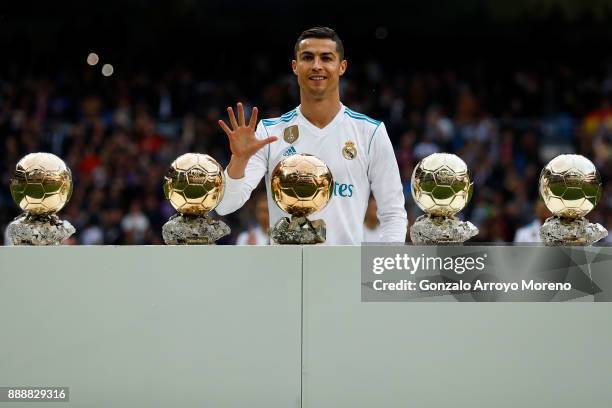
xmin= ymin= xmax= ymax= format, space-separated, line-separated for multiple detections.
xmin=10 ymin=152 xmax=73 ymax=215
xmin=269 ymin=153 xmax=333 ymax=244
xmin=8 ymin=152 xmax=75 ymax=245
xmin=163 ymin=153 xmax=225 ymax=216
xmin=270 ymin=153 xmax=333 ymax=217
xmin=162 ymin=153 xmax=229 ymax=245
xmin=411 ymin=153 xmax=473 ymax=217
xmin=539 ymin=154 xmax=601 ymax=219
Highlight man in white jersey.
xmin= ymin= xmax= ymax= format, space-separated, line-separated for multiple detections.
xmin=216 ymin=27 xmax=407 ymax=244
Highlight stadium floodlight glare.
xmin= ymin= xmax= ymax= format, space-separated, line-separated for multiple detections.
xmin=375 ymin=27 xmax=388 ymax=39
xmin=101 ymin=64 xmax=114 ymax=77
xmin=86 ymin=53 xmax=99 ymax=66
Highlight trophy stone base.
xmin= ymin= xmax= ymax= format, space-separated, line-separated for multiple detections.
xmin=410 ymin=214 xmax=478 ymax=245
xmin=270 ymin=216 xmax=326 ymax=244
xmin=162 ymin=214 xmax=230 ymax=245
xmin=7 ymin=213 xmax=75 ymax=245
xmin=540 ymin=216 xmax=608 ymax=246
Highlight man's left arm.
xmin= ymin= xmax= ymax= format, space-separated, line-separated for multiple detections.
xmin=367 ymin=123 xmax=408 ymax=242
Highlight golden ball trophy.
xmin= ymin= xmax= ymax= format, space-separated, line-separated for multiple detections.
xmin=539 ymin=154 xmax=607 ymax=245
xmin=8 ymin=152 xmax=75 ymax=245
xmin=270 ymin=153 xmax=333 ymax=244
xmin=162 ymin=153 xmax=230 ymax=244
xmin=410 ymin=153 xmax=478 ymax=244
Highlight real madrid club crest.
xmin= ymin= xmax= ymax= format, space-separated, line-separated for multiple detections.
xmin=283 ymin=125 xmax=299 ymax=144
xmin=342 ymin=141 xmax=357 ymax=160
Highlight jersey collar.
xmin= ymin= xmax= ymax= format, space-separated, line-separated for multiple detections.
xmin=296 ymin=103 xmax=346 ymax=135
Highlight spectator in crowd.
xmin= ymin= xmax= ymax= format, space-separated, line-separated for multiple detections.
xmin=81 ymin=215 xmax=104 ymax=245
xmin=236 ymin=193 xmax=270 ymax=245
xmin=363 ymin=196 xmax=382 ymax=242
xmin=1 ymin=58 xmax=611 ymax=244
xmin=3 ymin=226 xmax=11 ymax=246
xmin=513 ymin=201 xmax=551 ymax=243
xmin=121 ymin=201 xmax=150 ymax=245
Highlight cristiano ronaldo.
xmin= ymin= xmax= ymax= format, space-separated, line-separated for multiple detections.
xmin=216 ymin=27 xmax=407 ymax=244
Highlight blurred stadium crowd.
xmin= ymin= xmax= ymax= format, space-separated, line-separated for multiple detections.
xmin=2 ymin=59 xmax=612 ymax=244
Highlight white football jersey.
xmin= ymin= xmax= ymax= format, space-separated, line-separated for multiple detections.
xmin=216 ymin=104 xmax=407 ymax=244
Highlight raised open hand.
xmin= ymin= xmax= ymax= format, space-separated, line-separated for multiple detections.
xmin=218 ymin=103 xmax=277 ymax=162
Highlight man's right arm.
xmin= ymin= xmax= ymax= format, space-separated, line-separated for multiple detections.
xmin=216 ymin=121 xmax=270 ymax=215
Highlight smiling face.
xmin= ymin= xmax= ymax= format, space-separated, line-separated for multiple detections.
xmin=292 ymin=38 xmax=347 ymax=101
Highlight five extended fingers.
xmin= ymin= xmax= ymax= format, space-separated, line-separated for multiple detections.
xmin=223 ymin=103 xmax=260 ymax=132
xmin=218 ymin=119 xmax=232 ymax=137
xmin=249 ymin=107 xmax=258 ymax=130
xmin=219 ymin=104 xmax=275 ymax=152
xmin=227 ymin=106 xmax=239 ymax=130
xmin=256 ymin=136 xmax=278 ymax=150
xmin=237 ymin=103 xmax=245 ymax=127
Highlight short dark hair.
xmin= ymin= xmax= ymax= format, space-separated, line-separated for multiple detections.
xmin=294 ymin=27 xmax=345 ymax=60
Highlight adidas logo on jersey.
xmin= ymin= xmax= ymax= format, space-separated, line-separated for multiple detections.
xmin=282 ymin=146 xmax=297 ymax=157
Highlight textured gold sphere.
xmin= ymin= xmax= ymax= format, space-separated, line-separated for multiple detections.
xmin=270 ymin=153 xmax=333 ymax=217
xmin=163 ymin=153 xmax=225 ymax=215
xmin=10 ymin=153 xmax=73 ymax=215
xmin=539 ymin=154 xmax=601 ymax=219
xmin=411 ymin=153 xmax=473 ymax=217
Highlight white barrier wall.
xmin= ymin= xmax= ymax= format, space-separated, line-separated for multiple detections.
xmin=0 ymin=246 xmax=302 ymax=408
xmin=302 ymin=246 xmax=612 ymax=408
xmin=1 ymin=246 xmax=612 ymax=408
